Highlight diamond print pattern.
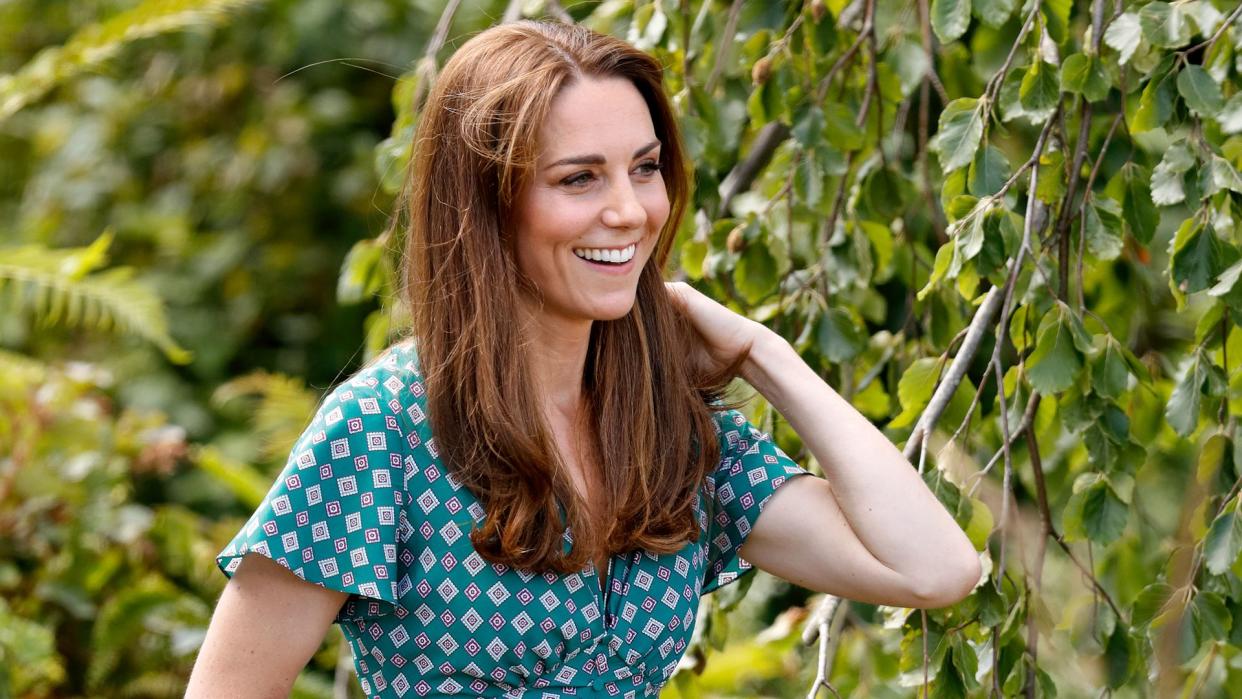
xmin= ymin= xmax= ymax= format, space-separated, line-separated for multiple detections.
xmin=218 ymin=342 xmax=809 ymax=697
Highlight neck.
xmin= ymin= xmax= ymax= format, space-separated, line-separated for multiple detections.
xmin=520 ymin=302 xmax=593 ymax=423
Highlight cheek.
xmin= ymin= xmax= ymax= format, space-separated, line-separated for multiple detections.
xmin=643 ymin=187 xmax=671 ymax=233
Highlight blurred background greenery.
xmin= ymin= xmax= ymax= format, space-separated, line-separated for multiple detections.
xmin=6 ymin=1 xmax=1242 ymax=698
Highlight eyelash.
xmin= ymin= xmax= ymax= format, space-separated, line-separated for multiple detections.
xmin=561 ymin=160 xmax=663 ymax=187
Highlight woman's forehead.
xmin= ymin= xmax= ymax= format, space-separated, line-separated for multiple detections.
xmin=536 ymin=77 xmax=659 ymax=163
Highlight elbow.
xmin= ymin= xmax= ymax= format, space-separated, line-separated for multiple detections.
xmin=909 ymin=552 xmax=983 ymax=609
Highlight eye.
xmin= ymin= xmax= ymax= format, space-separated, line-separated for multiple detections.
xmin=561 ymin=171 xmax=595 ymax=187
xmin=635 ymin=159 xmax=662 ymax=176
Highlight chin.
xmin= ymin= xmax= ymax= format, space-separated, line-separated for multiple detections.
xmin=585 ymin=294 xmax=639 ymax=321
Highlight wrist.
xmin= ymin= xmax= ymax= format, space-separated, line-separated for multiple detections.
xmin=739 ymin=325 xmax=794 ymax=393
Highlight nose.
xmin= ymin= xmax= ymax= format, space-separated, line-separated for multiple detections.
xmin=601 ymin=179 xmax=647 ymax=231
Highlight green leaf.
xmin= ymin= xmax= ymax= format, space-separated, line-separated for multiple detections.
xmin=931 ymin=0 xmax=972 ymax=43
xmin=951 ymin=204 xmax=989 ymax=262
xmin=1133 ymin=582 xmax=1175 ymax=627
xmin=1116 ymin=163 xmax=1157 ymax=244
xmin=734 ymin=240 xmax=779 ymax=304
xmin=792 ymin=105 xmax=825 ymax=149
xmin=1207 ymin=155 xmax=1242 ymax=195
xmin=1140 ymin=2 xmax=1192 ymax=49
xmin=963 ymin=496 xmax=994 ymax=551
xmin=1132 ymin=69 xmax=1176 ymax=133
xmin=1091 ymin=336 xmax=1131 ymax=399
xmin=1204 ymin=499 xmax=1242 ymax=575
xmin=1104 ymin=12 xmax=1142 ymax=65
xmin=1177 ymin=65 xmax=1224 ymax=117
xmin=1059 ymin=53 xmax=1090 ymax=92
xmin=891 ymin=356 xmax=943 ymax=428
xmin=859 ymin=221 xmax=894 ymax=278
xmin=337 ymin=238 xmax=386 ymax=305
xmin=1104 ymin=626 xmax=1137 ymax=688
xmin=1166 ymin=350 xmax=1207 ymax=437
xmin=1060 ymin=53 xmax=1109 ymax=101
xmin=1041 ymin=0 xmax=1071 ymax=44
xmin=1219 ymin=92 xmax=1242 ymax=134
xmin=973 ymin=0 xmax=1014 ymax=27
xmin=1190 ymin=591 xmax=1231 ymax=644
xmin=1085 ymin=199 xmax=1124 ymax=261
xmin=794 ymin=152 xmax=824 ymax=208
xmin=1172 ymin=222 xmax=1237 ymax=295
xmin=816 ymin=307 xmax=866 ymax=363
xmin=918 ymin=242 xmax=956 ymax=300
xmin=899 ymin=357 xmax=942 ymax=411
xmin=1026 ymin=305 xmax=1084 ymax=394
xmin=823 ymin=102 xmax=864 ymax=151
xmin=1036 ymin=149 xmax=1065 ymax=203
xmin=968 ymin=145 xmax=1009 ymax=196
xmin=1063 ymin=475 xmax=1128 ymax=544
xmin=937 ymin=98 xmax=985 ymax=172
xmin=1150 ymin=144 xmax=1194 ymax=206
xmin=1019 ymin=59 xmax=1060 ymax=114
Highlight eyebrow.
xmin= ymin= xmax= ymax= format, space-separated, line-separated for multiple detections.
xmin=545 ymin=140 xmax=661 ymax=169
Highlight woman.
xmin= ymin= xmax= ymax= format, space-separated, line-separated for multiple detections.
xmin=187 ymin=20 xmax=979 ymax=698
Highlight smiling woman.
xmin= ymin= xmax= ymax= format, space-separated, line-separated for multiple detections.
xmin=187 ymin=18 xmax=979 ymax=699
xmin=512 ymin=77 xmax=669 ymax=323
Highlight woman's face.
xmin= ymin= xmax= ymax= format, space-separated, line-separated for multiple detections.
xmin=512 ymin=76 xmax=670 ymax=325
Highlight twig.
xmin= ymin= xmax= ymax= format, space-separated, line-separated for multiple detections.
xmin=921 ymin=609 xmax=930 ymax=699
xmin=1023 ymin=394 xmax=1049 ymax=699
xmin=409 ymin=0 xmax=464 ymax=111
xmin=803 ymin=596 xmax=846 ymax=699
xmin=902 ymin=287 xmax=1004 ymax=462
xmin=502 ymin=0 xmax=523 ymax=23
xmin=993 ymin=351 xmax=1015 ymax=588
xmin=544 ymin=0 xmax=573 ymax=23
xmin=983 ymin=3 xmax=1040 ymax=107
xmin=916 ymin=0 xmax=949 ymax=103
xmin=704 ymin=0 xmax=744 ymax=94
xmin=1055 ymin=98 xmax=1092 ymax=302
xmin=716 ymin=122 xmax=792 ymax=216
xmin=1181 ymin=3 xmax=1242 ymax=59
xmin=966 ymin=394 xmax=1040 ymax=497
xmin=813 ymin=0 xmax=873 ymax=105
xmin=1076 ymin=112 xmax=1123 ymax=311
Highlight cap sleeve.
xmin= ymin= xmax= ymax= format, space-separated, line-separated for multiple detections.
xmin=702 ymin=409 xmax=811 ymax=594
xmin=216 ymin=375 xmax=410 ymax=622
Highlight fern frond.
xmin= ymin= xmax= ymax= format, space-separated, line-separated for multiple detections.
xmin=0 ymin=347 xmax=48 ymax=386
xmin=190 ymin=444 xmax=270 ymax=509
xmin=0 ymin=237 xmax=193 ymax=364
xmin=0 ymin=0 xmax=267 ymax=122
xmin=213 ymin=370 xmax=319 ymax=462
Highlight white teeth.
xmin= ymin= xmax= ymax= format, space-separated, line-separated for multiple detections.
xmin=573 ymin=244 xmax=636 ymax=264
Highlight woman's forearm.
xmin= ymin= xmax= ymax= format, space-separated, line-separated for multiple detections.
xmin=741 ymin=327 xmax=980 ymax=590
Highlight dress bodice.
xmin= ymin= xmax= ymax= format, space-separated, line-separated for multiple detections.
xmin=217 ymin=342 xmax=809 ymax=697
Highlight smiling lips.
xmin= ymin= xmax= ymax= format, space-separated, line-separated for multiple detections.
xmin=572 ymin=243 xmax=637 ymax=264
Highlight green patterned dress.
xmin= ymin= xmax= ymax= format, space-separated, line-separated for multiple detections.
xmin=217 ymin=342 xmax=810 ymax=698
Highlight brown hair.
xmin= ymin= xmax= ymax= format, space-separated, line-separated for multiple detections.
xmin=398 ymin=20 xmax=742 ymax=574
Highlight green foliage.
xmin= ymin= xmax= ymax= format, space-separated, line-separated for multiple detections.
xmin=0 ymin=0 xmax=267 ymax=121
xmin=6 ymin=0 xmax=1242 ymax=697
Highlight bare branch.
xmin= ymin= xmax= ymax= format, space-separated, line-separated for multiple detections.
xmin=704 ymin=0 xmax=744 ymax=94
xmin=716 ymin=121 xmax=792 ymax=217
xmin=803 ymin=596 xmax=847 ymax=699
xmin=902 ymin=287 xmax=1004 ymax=462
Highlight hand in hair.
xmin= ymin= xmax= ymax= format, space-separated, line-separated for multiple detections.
xmin=664 ymin=281 xmax=765 ymax=376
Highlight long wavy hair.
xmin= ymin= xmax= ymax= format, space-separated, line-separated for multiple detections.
xmin=398 ymin=20 xmax=744 ymax=574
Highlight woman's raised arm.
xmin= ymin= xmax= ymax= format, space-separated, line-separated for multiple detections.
xmin=666 ymin=282 xmax=981 ymax=608
xmin=186 ymin=553 xmax=348 ymax=698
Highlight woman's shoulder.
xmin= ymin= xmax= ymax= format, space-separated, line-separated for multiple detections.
xmin=311 ymin=339 xmax=429 ymax=442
